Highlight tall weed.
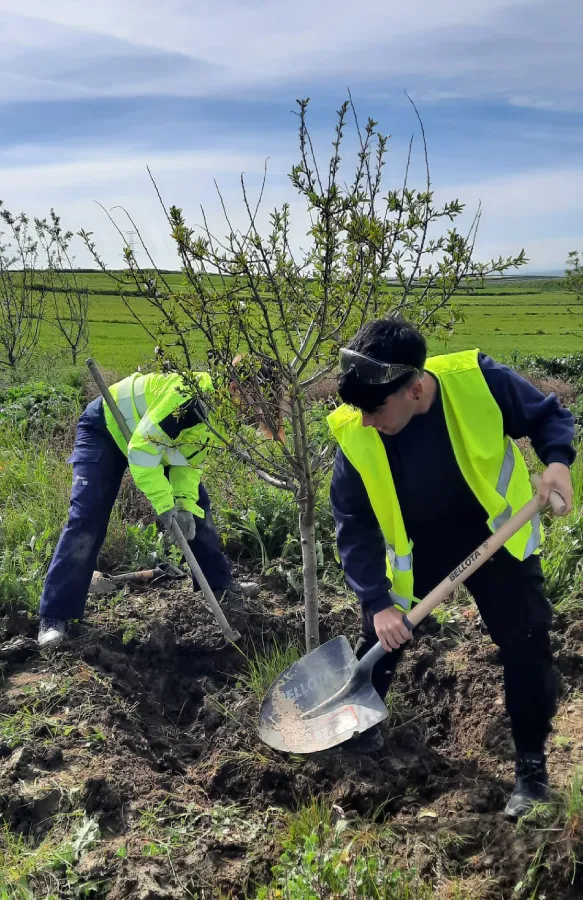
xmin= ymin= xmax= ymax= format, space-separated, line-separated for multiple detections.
xmin=0 ymin=413 xmax=164 ymax=613
xmin=256 ymin=798 xmax=432 ymax=900
xmin=0 ymin=427 xmax=72 ymax=610
xmin=542 ymin=453 xmax=583 ymax=611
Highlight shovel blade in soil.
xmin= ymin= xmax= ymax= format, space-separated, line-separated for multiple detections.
xmin=258 ymin=636 xmax=388 ymax=753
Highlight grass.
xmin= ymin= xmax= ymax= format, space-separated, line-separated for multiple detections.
xmin=237 ymin=637 xmax=304 ymax=701
xmin=0 ymin=398 xmax=168 ymax=612
xmin=0 ymin=814 xmax=105 ymax=899
xmin=256 ymin=796 xmax=498 ymax=899
xmin=542 ymin=452 xmax=583 ymax=611
xmin=32 ymin=275 xmax=583 ymax=372
xmin=256 ymin=797 xmax=432 ymax=900
xmin=515 ymin=768 xmax=583 ymax=894
xmin=0 ymin=425 xmax=75 ymax=610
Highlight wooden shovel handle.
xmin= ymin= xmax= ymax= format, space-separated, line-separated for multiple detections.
xmin=403 ymin=474 xmax=566 ymax=631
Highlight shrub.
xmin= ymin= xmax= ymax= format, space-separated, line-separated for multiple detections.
xmin=204 ymin=446 xmax=338 ymax=577
xmin=256 ymin=800 xmax=432 ymax=899
xmin=0 ymin=380 xmax=81 ymax=436
xmin=507 ymin=351 xmax=583 ymax=386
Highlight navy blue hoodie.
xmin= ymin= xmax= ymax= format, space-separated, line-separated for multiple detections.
xmin=330 ymin=354 xmax=576 ymax=615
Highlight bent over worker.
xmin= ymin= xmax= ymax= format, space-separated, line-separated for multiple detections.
xmin=328 ymin=318 xmax=575 ymax=818
xmin=38 ymin=370 xmax=256 ymax=650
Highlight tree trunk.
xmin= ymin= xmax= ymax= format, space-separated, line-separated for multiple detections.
xmin=299 ymin=492 xmax=319 ymax=651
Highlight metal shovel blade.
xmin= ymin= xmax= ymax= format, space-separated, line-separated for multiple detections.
xmin=258 ymin=636 xmax=388 ymax=753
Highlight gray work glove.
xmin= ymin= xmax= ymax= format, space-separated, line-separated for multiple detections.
xmin=176 ymin=509 xmax=197 ymax=541
xmin=159 ymin=507 xmax=178 ymax=532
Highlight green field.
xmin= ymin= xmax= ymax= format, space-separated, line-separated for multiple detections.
xmin=41 ymin=274 xmax=583 ymax=374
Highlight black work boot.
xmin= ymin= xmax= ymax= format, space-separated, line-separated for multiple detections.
xmin=343 ymin=725 xmax=385 ymax=754
xmin=505 ymin=752 xmax=549 ymax=818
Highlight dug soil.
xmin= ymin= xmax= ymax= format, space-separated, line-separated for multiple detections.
xmin=1 ymin=577 xmax=583 ymax=898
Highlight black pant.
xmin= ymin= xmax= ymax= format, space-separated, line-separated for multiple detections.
xmin=356 ymin=537 xmax=557 ymax=756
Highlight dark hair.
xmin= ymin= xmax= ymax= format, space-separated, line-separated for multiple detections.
xmin=338 ymin=317 xmax=426 ymax=413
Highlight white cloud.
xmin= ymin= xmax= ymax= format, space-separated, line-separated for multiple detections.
xmin=0 ymin=0 xmax=579 ymax=108
xmin=439 ymin=167 xmax=583 ymax=223
xmin=437 ymin=167 xmax=583 ymax=270
xmin=1 ymin=140 xmax=580 ymax=272
xmin=0 ymin=143 xmax=299 ymax=268
xmin=0 ymin=0 xmax=581 ymax=272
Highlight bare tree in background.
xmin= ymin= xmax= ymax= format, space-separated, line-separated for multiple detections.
xmin=36 ymin=211 xmax=89 ymax=366
xmin=81 ymin=97 xmax=526 ymax=650
xmin=0 ymin=203 xmax=48 ymax=371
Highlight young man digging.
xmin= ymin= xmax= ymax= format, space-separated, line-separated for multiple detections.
xmin=38 ymin=369 xmax=258 ymax=651
xmin=328 ymin=318 xmax=575 ymax=818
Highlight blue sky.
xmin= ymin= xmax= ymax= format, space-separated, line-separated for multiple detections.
xmin=0 ymin=0 xmax=582 ymax=271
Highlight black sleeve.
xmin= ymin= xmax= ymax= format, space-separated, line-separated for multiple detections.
xmin=479 ymin=354 xmax=576 ymax=467
xmin=158 ymin=397 xmax=208 ymax=440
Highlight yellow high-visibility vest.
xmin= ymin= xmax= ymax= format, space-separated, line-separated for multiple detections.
xmin=327 ymin=349 xmax=540 ymax=610
xmin=103 ymin=371 xmax=214 ymax=516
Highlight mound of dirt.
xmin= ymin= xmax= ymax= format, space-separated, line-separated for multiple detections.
xmin=1 ymin=582 xmax=583 ymax=898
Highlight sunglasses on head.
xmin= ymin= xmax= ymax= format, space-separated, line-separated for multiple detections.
xmin=339 ymin=348 xmax=418 ymax=385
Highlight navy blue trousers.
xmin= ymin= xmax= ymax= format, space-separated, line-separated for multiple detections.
xmin=40 ymin=401 xmax=233 ymax=621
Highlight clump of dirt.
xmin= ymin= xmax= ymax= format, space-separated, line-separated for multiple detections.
xmin=1 ymin=581 xmax=582 ymax=899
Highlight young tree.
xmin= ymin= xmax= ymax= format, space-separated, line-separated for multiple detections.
xmin=81 ymin=98 xmax=526 ymax=650
xmin=565 ymin=251 xmax=583 ymax=303
xmin=36 ymin=211 xmax=89 ymax=366
xmin=0 ymin=203 xmax=47 ymax=371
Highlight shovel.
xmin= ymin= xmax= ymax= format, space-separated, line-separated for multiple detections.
xmin=258 ymin=479 xmax=566 ymax=753
xmin=86 ymin=358 xmax=241 ymax=643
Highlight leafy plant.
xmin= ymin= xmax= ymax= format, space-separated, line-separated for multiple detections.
xmin=256 ymin=805 xmax=432 ymax=899
xmin=0 ymin=380 xmax=80 ymax=435
xmin=0 ymin=815 xmax=104 ymax=899
xmin=506 ymin=350 xmax=583 ymax=388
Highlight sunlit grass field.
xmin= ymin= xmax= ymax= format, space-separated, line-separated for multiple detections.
xmin=39 ymin=274 xmax=582 ymax=374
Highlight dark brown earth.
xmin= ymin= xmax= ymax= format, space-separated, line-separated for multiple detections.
xmin=1 ymin=579 xmax=582 ymax=899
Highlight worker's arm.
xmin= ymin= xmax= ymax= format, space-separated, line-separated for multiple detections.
xmin=165 ymin=407 xmax=213 ymax=517
xmin=480 ymin=354 xmax=576 ymax=464
xmin=127 ymin=388 xmax=208 ymax=516
xmin=330 ymin=448 xmax=394 ymax=615
xmin=480 ymin=354 xmax=576 ymax=511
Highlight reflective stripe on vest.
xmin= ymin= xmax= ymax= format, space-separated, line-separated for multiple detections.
xmin=129 ymin=414 xmax=190 ymax=468
xmin=525 ymin=512 xmax=542 ymax=558
xmin=115 ymin=378 xmax=138 ymax=434
xmin=391 ymin=592 xmax=413 ymax=611
xmin=492 ymin=441 xmax=515 ymax=531
xmin=114 ymin=374 xmax=148 ymax=435
xmin=128 ymin=447 xmax=163 ymax=468
xmin=386 ymin=543 xmax=413 ymax=572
